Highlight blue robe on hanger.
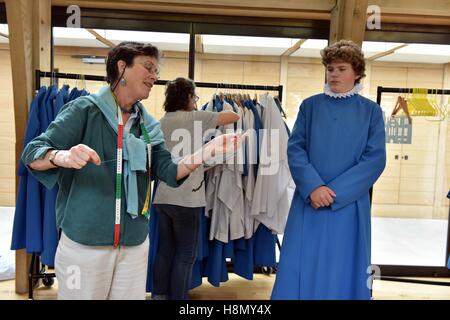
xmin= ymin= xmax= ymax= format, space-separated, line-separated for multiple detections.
xmin=231 ymin=225 xmax=277 ymax=280
xmin=69 ymin=87 xmax=81 ymax=101
xmin=11 ymin=87 xmax=47 ymax=252
xmin=271 ymin=93 xmax=386 ymax=300
xmin=40 ymin=85 xmax=60 ymax=266
xmin=54 ymin=84 xmax=70 ymax=116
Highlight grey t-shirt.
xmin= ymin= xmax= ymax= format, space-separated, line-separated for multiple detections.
xmin=153 ymin=110 xmax=219 ymax=207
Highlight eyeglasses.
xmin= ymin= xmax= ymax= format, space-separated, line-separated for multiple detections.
xmin=140 ymin=63 xmax=160 ymax=78
xmin=193 ymin=95 xmax=199 ymax=103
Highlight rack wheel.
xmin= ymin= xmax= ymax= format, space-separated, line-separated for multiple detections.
xmin=261 ymin=266 xmax=273 ymax=275
xmin=42 ymin=277 xmax=54 ymax=287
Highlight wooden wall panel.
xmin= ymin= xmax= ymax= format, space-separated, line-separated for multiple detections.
xmin=398 ymin=191 xmax=435 ymax=205
xmin=372 ymin=191 xmax=399 ymax=205
xmin=377 ymin=162 xmax=400 ymax=178
xmin=286 ymin=60 xmax=324 ymax=119
xmin=372 ymin=204 xmax=434 ymax=219
xmin=374 ymin=176 xmax=400 ymax=190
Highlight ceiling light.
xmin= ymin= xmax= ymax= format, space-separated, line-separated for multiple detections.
xmin=81 ymin=56 xmax=106 ymax=64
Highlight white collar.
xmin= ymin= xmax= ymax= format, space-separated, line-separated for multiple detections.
xmin=323 ymin=83 xmax=363 ymax=99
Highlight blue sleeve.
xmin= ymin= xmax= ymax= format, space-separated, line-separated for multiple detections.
xmin=287 ymin=102 xmax=325 ymax=202
xmin=328 ymin=104 xmax=386 ymax=211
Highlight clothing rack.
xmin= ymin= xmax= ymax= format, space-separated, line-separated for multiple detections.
xmin=27 ymin=70 xmax=284 ymax=299
xmin=35 ymin=70 xmax=283 ymax=102
xmin=35 ymin=70 xmax=169 ymax=91
xmin=375 ymin=85 xmax=450 ymax=287
xmin=376 ymin=86 xmax=450 ymax=105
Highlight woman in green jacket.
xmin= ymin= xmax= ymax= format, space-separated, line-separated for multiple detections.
xmin=22 ymin=41 xmax=244 ymax=300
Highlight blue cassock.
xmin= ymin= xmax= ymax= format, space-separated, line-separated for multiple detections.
xmin=271 ymin=93 xmax=386 ymax=300
xmin=40 ymin=85 xmax=58 ymax=266
xmin=11 ymin=87 xmax=47 ymax=253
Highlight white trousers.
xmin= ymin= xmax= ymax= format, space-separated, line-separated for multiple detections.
xmin=55 ymin=232 xmax=149 ymax=300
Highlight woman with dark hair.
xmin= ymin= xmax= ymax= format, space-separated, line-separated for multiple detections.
xmin=152 ymin=77 xmax=239 ymax=300
xmin=271 ymin=40 xmax=386 ymax=300
xmin=21 ymin=42 xmax=245 ymax=300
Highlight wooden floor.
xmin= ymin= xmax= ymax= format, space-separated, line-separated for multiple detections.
xmin=1 ymin=273 xmax=450 ymax=300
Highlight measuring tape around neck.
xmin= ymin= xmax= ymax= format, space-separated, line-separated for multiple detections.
xmin=112 ymin=91 xmax=152 ymax=248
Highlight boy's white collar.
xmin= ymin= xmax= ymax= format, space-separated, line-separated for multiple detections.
xmin=324 ymin=83 xmax=363 ymax=98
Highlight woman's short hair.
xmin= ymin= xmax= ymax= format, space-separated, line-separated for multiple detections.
xmin=320 ymin=40 xmax=366 ymax=83
xmin=106 ymin=41 xmax=161 ymax=85
xmin=163 ymin=77 xmax=196 ymax=112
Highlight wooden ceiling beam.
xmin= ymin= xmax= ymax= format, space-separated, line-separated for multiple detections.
xmin=86 ymin=28 xmax=115 ymax=48
xmin=329 ymin=0 xmax=369 ymax=46
xmin=367 ymin=44 xmax=408 ymax=61
xmin=281 ymin=39 xmax=306 ymax=56
xmin=51 ymin=0 xmax=332 ymax=20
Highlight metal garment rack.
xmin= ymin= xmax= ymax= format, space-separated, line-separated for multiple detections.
xmin=376 ymin=86 xmax=450 ymax=105
xmin=374 ymin=86 xmax=450 ymax=286
xmin=35 ymin=70 xmax=283 ymax=101
xmin=27 ymin=70 xmax=283 ymax=299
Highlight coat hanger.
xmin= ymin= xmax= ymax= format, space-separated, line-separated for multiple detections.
xmin=408 ymin=88 xmax=437 ymax=117
xmin=235 ymin=92 xmax=242 ymax=108
xmin=74 ymin=73 xmax=80 ymax=90
xmin=49 ymin=71 xmax=56 ymax=87
xmin=80 ymin=73 xmax=87 ymax=90
xmin=426 ymin=88 xmax=446 ymax=121
xmin=391 ymin=95 xmax=412 ymax=124
xmin=244 ymin=86 xmax=250 ymax=101
xmin=218 ymin=84 xmax=224 ymax=102
xmin=56 ymin=71 xmax=69 ymax=88
xmin=62 ymin=75 xmax=70 ymax=87
xmin=230 ymin=85 xmax=239 ymax=107
xmin=226 ymin=85 xmax=232 ymax=101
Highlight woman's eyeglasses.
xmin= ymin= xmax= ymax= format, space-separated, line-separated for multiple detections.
xmin=193 ymin=95 xmax=200 ymax=102
xmin=141 ymin=63 xmax=160 ymax=78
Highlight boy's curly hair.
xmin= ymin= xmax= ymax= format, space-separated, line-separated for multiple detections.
xmin=320 ymin=40 xmax=366 ymax=83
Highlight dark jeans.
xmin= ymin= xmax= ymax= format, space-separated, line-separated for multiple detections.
xmin=152 ymin=204 xmax=201 ymax=300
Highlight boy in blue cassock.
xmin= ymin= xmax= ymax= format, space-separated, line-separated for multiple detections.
xmin=272 ymin=40 xmax=386 ymax=300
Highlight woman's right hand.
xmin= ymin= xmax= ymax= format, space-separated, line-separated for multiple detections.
xmin=310 ymin=186 xmax=336 ymax=209
xmin=55 ymin=144 xmax=101 ymax=169
xmin=204 ymin=132 xmax=248 ymax=160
